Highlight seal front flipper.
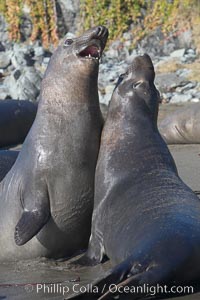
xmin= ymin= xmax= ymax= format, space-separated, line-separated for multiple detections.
xmin=15 ymin=186 xmax=51 ymax=246
xmin=15 ymin=208 xmax=50 ymax=245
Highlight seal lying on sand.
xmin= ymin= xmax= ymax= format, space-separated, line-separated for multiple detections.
xmin=0 ymin=100 xmax=37 ymax=148
xmin=73 ymin=54 xmax=200 ymax=299
xmin=0 ymin=25 xmax=108 ymax=261
xmin=159 ymin=103 xmax=200 ymax=144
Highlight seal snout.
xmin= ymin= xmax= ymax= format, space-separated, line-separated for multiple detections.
xmin=130 ymin=53 xmax=155 ymax=82
xmin=90 ymin=25 xmax=109 ymax=52
xmin=96 ymin=26 xmax=109 ymax=40
xmin=78 ymin=26 xmax=108 ymax=61
xmin=83 ymin=25 xmax=108 ymax=44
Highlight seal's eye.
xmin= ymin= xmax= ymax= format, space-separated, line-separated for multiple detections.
xmin=64 ymin=39 xmax=74 ymax=46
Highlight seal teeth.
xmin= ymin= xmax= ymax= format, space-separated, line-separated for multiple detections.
xmin=79 ymin=45 xmax=101 ymax=60
xmin=83 ymin=55 xmax=99 ymax=60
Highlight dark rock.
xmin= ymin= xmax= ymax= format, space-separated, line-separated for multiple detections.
xmin=20 ymin=15 xmax=33 ymax=41
xmin=24 ymin=52 xmax=35 ymax=66
xmin=44 ymin=50 xmax=52 ymax=58
xmin=0 ymin=42 xmax=5 ymax=52
xmin=13 ymin=70 xmax=21 ymax=80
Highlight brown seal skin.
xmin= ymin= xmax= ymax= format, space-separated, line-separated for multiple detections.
xmin=0 ymin=25 xmax=108 ymax=261
xmin=159 ymin=103 xmax=200 ymax=144
xmin=0 ymin=100 xmax=37 ymax=148
xmin=73 ymin=54 xmax=200 ymax=299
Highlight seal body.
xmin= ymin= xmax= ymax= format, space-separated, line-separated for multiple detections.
xmin=159 ymin=103 xmax=200 ymax=144
xmin=84 ymin=54 xmax=200 ymax=298
xmin=0 ymin=150 xmax=19 ymax=181
xmin=0 ymin=26 xmax=108 ymax=261
xmin=0 ymin=100 xmax=37 ymax=148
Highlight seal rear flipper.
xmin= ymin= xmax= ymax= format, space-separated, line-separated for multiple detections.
xmin=67 ymin=258 xmax=134 ymax=299
xmin=15 ymin=209 xmax=50 ymax=246
xmin=68 ymin=257 xmax=174 ymax=300
xmin=97 ymin=267 xmax=167 ymax=300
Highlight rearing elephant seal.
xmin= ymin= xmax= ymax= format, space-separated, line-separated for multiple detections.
xmin=159 ymin=103 xmax=200 ymax=144
xmin=76 ymin=54 xmax=200 ymax=299
xmin=0 ymin=25 xmax=108 ymax=261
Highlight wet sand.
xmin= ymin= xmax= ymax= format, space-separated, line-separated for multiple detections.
xmin=0 ymin=255 xmax=199 ymax=300
xmin=0 ymin=104 xmax=200 ymax=300
xmin=169 ymin=144 xmax=200 ymax=192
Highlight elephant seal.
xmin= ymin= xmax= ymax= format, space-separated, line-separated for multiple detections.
xmin=0 ymin=25 xmax=108 ymax=261
xmin=0 ymin=150 xmax=19 ymax=181
xmin=0 ymin=100 xmax=37 ymax=148
xmin=159 ymin=103 xmax=200 ymax=144
xmin=75 ymin=54 xmax=200 ymax=299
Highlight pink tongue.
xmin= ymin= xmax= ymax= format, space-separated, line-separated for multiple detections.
xmin=80 ymin=46 xmax=99 ymax=57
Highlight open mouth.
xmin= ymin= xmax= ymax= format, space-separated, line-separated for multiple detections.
xmin=78 ymin=45 xmax=101 ymax=61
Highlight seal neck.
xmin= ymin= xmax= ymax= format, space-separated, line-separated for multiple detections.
xmin=37 ymin=71 xmax=100 ymax=117
xmin=109 ymin=94 xmax=159 ymax=131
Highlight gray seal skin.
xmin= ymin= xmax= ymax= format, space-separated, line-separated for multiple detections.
xmin=0 ymin=100 xmax=37 ymax=148
xmin=159 ymin=103 xmax=200 ymax=144
xmin=79 ymin=54 xmax=200 ymax=299
xmin=0 ymin=25 xmax=108 ymax=261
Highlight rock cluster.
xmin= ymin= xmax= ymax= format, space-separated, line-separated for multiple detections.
xmin=0 ymin=42 xmax=51 ymax=101
xmin=99 ymin=46 xmax=199 ymax=106
xmin=0 ymin=11 xmax=199 ymax=106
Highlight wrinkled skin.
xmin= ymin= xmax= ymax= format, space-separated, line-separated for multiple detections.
xmin=159 ymin=103 xmax=200 ymax=144
xmin=0 ymin=100 xmax=37 ymax=148
xmin=80 ymin=54 xmax=200 ymax=299
xmin=0 ymin=26 xmax=108 ymax=261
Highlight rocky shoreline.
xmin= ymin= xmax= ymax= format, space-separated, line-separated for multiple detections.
xmin=0 ymin=12 xmax=199 ymax=107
